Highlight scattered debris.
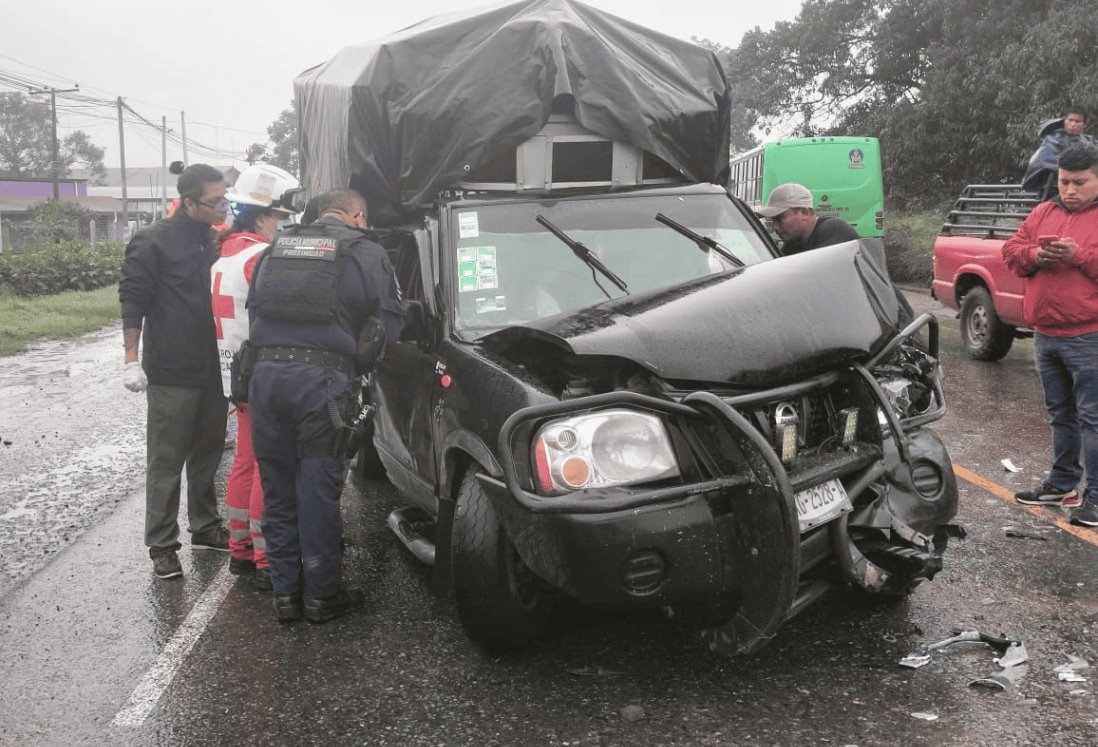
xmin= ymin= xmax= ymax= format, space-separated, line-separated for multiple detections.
xmin=1069 ymin=690 xmax=1089 ymax=696
xmin=899 ymin=630 xmax=1018 ymax=669
xmin=1053 ymin=657 xmax=1089 ymax=683
xmin=1003 ymin=526 xmax=1048 ymax=541
xmin=910 ymin=712 xmax=939 ymax=721
xmin=970 ymin=664 xmax=1028 ymax=691
xmin=568 ymin=665 xmax=626 ymax=677
xmin=621 ymin=705 xmax=645 ymax=722
xmin=1001 ymin=458 xmax=1022 ymax=473
xmin=996 ymin=642 xmax=1029 ymax=669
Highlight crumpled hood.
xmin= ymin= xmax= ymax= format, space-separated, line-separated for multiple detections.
xmin=480 ymin=239 xmax=905 ymax=388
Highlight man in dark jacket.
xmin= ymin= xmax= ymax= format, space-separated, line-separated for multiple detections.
xmin=756 ymin=182 xmax=860 ymax=256
xmin=119 ymin=163 xmax=231 ymax=580
xmin=247 ymin=189 xmax=404 ymax=624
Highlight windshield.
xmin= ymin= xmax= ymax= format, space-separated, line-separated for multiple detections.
xmin=451 ymin=192 xmax=774 ymax=337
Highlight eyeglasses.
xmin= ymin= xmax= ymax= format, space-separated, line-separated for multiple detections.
xmin=194 ymin=196 xmax=229 ymax=210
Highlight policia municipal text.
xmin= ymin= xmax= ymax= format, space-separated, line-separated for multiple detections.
xmin=245 ymin=189 xmax=405 ymax=623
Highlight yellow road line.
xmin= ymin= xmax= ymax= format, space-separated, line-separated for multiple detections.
xmin=953 ymin=463 xmax=1098 ymax=547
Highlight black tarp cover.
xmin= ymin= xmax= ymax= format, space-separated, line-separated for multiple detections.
xmin=293 ymin=0 xmax=731 ymax=224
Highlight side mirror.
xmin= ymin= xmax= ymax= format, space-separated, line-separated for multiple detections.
xmin=279 ymin=187 xmax=308 ymax=214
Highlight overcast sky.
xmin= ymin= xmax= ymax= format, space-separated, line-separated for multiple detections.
xmin=1 ymin=0 xmax=804 ymax=171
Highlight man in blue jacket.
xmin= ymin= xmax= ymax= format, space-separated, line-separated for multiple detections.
xmin=119 ymin=163 xmax=231 ymax=580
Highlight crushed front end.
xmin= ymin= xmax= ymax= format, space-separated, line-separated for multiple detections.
xmin=480 ymin=311 xmax=957 ymax=655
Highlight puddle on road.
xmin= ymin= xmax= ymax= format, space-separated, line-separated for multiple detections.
xmin=0 ymin=323 xmax=148 ymax=595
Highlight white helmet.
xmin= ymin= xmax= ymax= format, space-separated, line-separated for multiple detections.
xmin=227 ymin=163 xmax=301 ymax=212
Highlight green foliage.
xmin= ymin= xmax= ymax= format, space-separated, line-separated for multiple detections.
xmin=0 ymin=284 xmax=121 ymax=357
xmin=719 ymin=0 xmax=1098 ymax=207
xmin=0 ymin=92 xmax=108 ymax=181
xmin=884 ymin=210 xmax=941 ymax=285
xmin=0 ymin=240 xmax=123 ymax=296
xmin=246 ymin=101 xmax=299 ymax=175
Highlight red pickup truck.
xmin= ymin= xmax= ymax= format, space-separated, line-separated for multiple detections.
xmin=931 ymin=184 xmax=1039 ymax=360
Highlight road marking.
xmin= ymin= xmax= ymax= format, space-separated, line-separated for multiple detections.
xmin=112 ymin=565 xmax=234 ymax=727
xmin=953 ymin=464 xmax=1098 ymax=547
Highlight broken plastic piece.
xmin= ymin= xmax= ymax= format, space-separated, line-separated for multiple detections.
xmin=910 ymin=712 xmax=939 ymax=721
xmin=969 ymin=664 xmax=1028 ymax=691
xmin=899 ymin=630 xmax=1018 ymax=669
xmin=1001 ymin=458 xmax=1021 ymax=472
xmin=1058 ymin=671 xmax=1087 ymax=683
xmin=996 ymin=642 xmax=1029 ymax=668
xmin=1003 ymin=526 xmax=1048 ymax=541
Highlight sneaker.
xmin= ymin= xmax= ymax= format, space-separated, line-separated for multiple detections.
xmin=254 ymin=568 xmax=273 ymax=592
xmin=1069 ymin=500 xmax=1098 ymax=527
xmin=191 ymin=525 xmax=230 ymax=552
xmin=1015 ymin=482 xmax=1078 ymax=506
xmin=229 ymin=556 xmax=255 ymax=575
xmin=274 ymin=593 xmax=303 ymax=623
xmin=152 ymin=550 xmax=183 ymax=580
xmin=304 ymin=588 xmax=365 ymax=624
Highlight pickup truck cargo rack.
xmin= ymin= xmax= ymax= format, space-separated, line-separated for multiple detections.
xmin=939 ymin=183 xmax=1040 ymax=238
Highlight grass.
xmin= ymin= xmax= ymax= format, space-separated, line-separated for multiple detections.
xmin=0 ymin=284 xmax=120 ymax=357
xmin=884 ymin=210 xmax=942 ymax=286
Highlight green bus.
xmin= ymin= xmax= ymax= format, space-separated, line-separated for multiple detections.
xmin=729 ymin=136 xmax=884 ymax=238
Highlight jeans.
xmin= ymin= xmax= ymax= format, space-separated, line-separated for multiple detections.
xmin=1035 ymin=331 xmax=1098 ymax=501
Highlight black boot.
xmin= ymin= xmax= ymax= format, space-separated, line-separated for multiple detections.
xmin=273 ymin=593 xmax=303 ymax=623
xmin=304 ymin=588 xmax=364 ymax=624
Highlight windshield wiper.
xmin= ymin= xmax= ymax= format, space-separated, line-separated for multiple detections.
xmin=654 ymin=213 xmax=744 ymax=268
xmin=535 ymin=215 xmax=629 ymax=296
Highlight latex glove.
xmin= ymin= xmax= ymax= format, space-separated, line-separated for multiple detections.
xmin=123 ymin=361 xmax=148 ymax=393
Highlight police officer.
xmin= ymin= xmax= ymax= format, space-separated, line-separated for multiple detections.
xmin=246 ymin=189 xmax=404 ymax=623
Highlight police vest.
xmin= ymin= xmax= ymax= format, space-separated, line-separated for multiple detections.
xmin=251 ymin=224 xmax=357 ymax=334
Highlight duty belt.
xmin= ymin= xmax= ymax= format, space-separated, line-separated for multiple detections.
xmin=255 ymin=346 xmax=354 ymax=377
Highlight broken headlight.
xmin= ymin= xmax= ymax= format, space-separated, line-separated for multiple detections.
xmin=873 ymin=341 xmax=937 ymax=422
xmin=533 ymin=409 xmax=680 ymax=495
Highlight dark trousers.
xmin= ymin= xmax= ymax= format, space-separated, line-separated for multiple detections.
xmin=145 ymin=383 xmax=227 ymax=553
xmin=249 ymin=361 xmax=351 ymax=599
xmin=1035 ymin=331 xmax=1098 ymax=501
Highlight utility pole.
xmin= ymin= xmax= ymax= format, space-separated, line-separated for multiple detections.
xmin=180 ymin=110 xmax=188 ymax=163
xmin=28 ymin=84 xmax=80 ymax=200
xmin=161 ymin=116 xmax=168 ymax=217
xmin=117 ymin=97 xmax=129 ymax=237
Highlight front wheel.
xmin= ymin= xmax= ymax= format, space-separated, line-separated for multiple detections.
xmin=451 ymin=470 xmax=555 ymax=651
xmin=960 ymin=286 xmax=1014 ymax=361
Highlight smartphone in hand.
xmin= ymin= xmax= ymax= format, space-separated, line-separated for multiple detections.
xmin=1038 ymin=234 xmax=1059 ymax=246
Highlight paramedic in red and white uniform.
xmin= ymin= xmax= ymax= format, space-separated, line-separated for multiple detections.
xmin=212 ymin=163 xmax=301 ymax=591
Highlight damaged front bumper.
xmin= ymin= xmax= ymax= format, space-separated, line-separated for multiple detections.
xmin=486 ymin=313 xmax=958 ymax=655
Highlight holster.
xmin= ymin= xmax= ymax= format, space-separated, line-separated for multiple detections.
xmin=230 ymin=340 xmax=256 ymax=403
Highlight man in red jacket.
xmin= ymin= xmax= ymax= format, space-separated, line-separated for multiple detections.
xmin=1003 ymin=144 xmax=1098 ymax=527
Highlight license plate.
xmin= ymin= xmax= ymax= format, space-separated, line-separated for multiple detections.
xmin=793 ymin=478 xmax=852 ymax=532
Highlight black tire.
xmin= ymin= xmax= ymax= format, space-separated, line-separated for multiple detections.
xmin=960 ymin=286 xmax=1014 ymax=361
xmin=353 ymin=421 xmax=386 ymax=480
xmin=451 ymin=470 xmax=555 ymax=651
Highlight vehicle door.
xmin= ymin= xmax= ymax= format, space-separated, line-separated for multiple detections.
xmin=372 ymin=226 xmax=440 ymax=506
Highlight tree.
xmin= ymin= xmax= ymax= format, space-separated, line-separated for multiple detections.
xmin=0 ymin=92 xmax=107 ymax=184
xmin=246 ymin=102 xmax=299 ymax=175
xmin=721 ymin=0 xmax=1098 ymax=207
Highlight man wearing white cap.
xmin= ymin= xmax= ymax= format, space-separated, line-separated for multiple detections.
xmin=755 ymin=182 xmax=859 ymax=256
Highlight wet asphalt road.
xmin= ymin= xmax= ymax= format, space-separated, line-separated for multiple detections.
xmin=1 ymin=290 xmax=1097 ymax=746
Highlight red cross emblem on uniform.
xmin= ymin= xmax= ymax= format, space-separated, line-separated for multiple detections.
xmin=211 ymin=272 xmax=234 ymax=340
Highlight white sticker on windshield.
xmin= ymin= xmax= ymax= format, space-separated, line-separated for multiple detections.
xmin=459 ymin=212 xmax=480 ymax=239
xmin=475 ymin=295 xmax=507 ymax=313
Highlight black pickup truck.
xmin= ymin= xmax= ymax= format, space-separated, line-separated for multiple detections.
xmin=296 ymin=0 xmax=959 ymax=655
